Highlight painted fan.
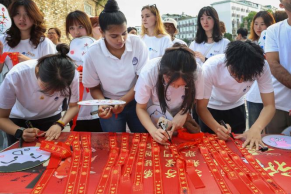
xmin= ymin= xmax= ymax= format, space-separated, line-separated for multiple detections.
xmin=68 ymin=36 xmax=96 ymax=66
xmin=0 ymin=4 xmax=12 ymax=34
xmin=0 ymin=147 xmax=50 ymax=172
xmin=78 ymin=99 xmax=126 ymax=106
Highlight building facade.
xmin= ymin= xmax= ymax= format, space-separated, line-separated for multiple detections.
xmin=211 ymin=0 xmax=277 ymax=37
xmin=34 ymin=0 xmax=105 ymax=43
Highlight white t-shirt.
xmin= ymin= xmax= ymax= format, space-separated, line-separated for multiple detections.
xmin=135 ymin=57 xmax=204 ymax=116
xmin=68 ymin=38 xmax=98 ymax=121
xmin=173 ymin=38 xmax=187 ymax=46
xmin=141 ymin=34 xmax=172 ymax=59
xmin=0 ymin=35 xmax=56 ymax=70
xmin=265 ymin=20 xmax=291 ymax=112
xmin=189 ymin=38 xmax=230 ymax=65
xmin=246 ymin=30 xmax=267 ymax=103
xmin=203 ymin=54 xmax=273 ymax=110
xmin=0 ymin=60 xmax=79 ymax=120
xmin=83 ymin=35 xmax=148 ymax=100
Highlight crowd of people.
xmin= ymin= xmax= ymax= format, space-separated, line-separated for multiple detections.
xmin=0 ymin=0 xmax=290 ymax=151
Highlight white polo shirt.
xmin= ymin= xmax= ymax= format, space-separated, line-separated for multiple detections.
xmin=0 ymin=35 xmax=56 ymax=70
xmin=246 ymin=30 xmax=267 ymax=104
xmin=135 ymin=57 xmax=204 ymax=116
xmin=203 ymin=54 xmax=273 ymax=110
xmin=265 ymin=20 xmax=291 ymax=112
xmin=0 ymin=60 xmax=79 ymax=120
xmin=83 ymin=35 xmax=148 ymax=100
xmin=141 ymin=34 xmax=172 ymax=59
xmin=189 ymin=38 xmax=230 ymax=65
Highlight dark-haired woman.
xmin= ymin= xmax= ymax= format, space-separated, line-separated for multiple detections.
xmin=246 ymin=11 xmax=275 ymax=129
xmin=189 ymin=7 xmax=229 ymax=65
xmin=66 ymin=10 xmax=102 ymax=132
xmin=48 ymin=27 xmax=61 ymax=45
xmin=141 ymin=4 xmax=172 ymax=59
xmin=83 ymin=0 xmax=148 ymax=133
xmin=0 ymin=44 xmax=79 ymax=146
xmin=135 ymin=44 xmax=204 ymax=144
xmin=0 ymin=0 xmax=56 ymax=78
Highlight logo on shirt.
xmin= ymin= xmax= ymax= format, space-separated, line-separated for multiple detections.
xmin=181 ymin=95 xmax=185 ymax=99
xmin=243 ymin=86 xmax=251 ymax=92
xmin=132 ymin=57 xmax=138 ymax=65
xmin=54 ymin=97 xmax=59 ymax=101
xmin=22 ymin=51 xmax=35 ymax=57
xmin=149 ymin=48 xmax=158 ymax=53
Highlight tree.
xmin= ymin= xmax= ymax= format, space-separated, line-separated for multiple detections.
xmin=224 ymin=33 xmax=233 ymax=42
xmin=240 ymin=11 xmax=257 ymax=31
xmin=182 ymin=38 xmax=191 ymax=45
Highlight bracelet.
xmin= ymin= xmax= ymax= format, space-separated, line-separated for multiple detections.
xmin=54 ymin=120 xmax=65 ymax=130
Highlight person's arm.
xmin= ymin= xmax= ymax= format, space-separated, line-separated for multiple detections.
xmin=170 ymin=109 xmax=188 ymax=131
xmin=45 ymin=102 xmax=79 ymax=141
xmin=0 ymin=108 xmax=40 ymax=142
xmin=136 ymin=103 xmax=170 ymax=145
xmin=235 ymin=92 xmax=275 ymax=150
xmin=196 ymin=99 xmax=231 ymax=140
xmin=266 ymin=52 xmax=291 ymax=89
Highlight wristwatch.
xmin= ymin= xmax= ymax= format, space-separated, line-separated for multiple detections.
xmin=14 ymin=127 xmax=26 ymax=140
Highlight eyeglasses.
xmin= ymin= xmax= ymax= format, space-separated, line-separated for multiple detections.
xmin=48 ymin=32 xmax=56 ymax=35
xmin=149 ymin=4 xmax=156 ymax=8
xmin=164 ymin=24 xmax=174 ymax=28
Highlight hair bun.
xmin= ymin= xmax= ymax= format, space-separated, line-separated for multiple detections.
xmin=56 ymin=43 xmax=70 ymax=57
xmin=103 ymin=0 xmax=120 ymax=13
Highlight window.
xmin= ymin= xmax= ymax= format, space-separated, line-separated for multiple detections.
xmin=84 ymin=3 xmax=92 ymax=16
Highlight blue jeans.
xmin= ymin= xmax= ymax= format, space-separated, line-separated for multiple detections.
xmin=99 ymin=100 xmax=146 ymax=133
xmin=247 ymin=101 xmax=263 ymax=129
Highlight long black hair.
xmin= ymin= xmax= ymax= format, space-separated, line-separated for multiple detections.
xmin=157 ymin=43 xmax=197 ymax=115
xmin=36 ymin=43 xmax=75 ymax=103
xmin=99 ymin=0 xmax=127 ymax=31
xmin=195 ymin=6 xmax=222 ymax=44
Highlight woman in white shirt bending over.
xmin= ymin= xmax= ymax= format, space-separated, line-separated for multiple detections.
xmin=141 ymin=4 xmax=172 ymax=59
xmin=189 ymin=6 xmax=229 ymax=65
xmin=135 ymin=44 xmax=204 ymax=145
xmin=0 ymin=44 xmax=79 ymax=146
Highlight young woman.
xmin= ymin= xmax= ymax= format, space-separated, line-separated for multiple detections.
xmin=127 ymin=27 xmax=137 ymax=35
xmin=83 ymin=0 xmax=149 ymax=133
xmin=249 ymin=11 xmax=276 ymax=42
xmin=90 ymin=16 xmax=102 ymax=40
xmin=66 ymin=10 xmax=102 ymax=132
xmin=135 ymin=44 xmax=204 ymax=144
xmin=0 ymin=44 xmax=79 ymax=146
xmin=141 ymin=4 xmax=172 ymax=59
xmin=246 ymin=11 xmax=275 ymax=129
xmin=0 ymin=0 xmax=56 ymax=83
xmin=47 ymin=27 xmax=61 ymax=45
xmin=189 ymin=6 xmax=230 ymax=65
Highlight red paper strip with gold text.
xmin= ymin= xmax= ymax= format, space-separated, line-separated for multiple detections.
xmin=151 ymin=138 xmax=164 ymax=194
xmin=203 ymin=138 xmax=254 ymax=194
xmin=76 ymin=134 xmax=92 ymax=194
xmin=215 ymin=139 xmax=275 ymax=194
xmin=132 ymin=133 xmax=148 ymax=194
xmin=64 ymin=134 xmax=82 ymax=194
xmin=95 ymin=133 xmax=119 ymax=194
xmin=199 ymin=145 xmax=232 ymax=194
xmin=208 ymin=139 xmax=262 ymax=194
xmin=108 ymin=133 xmax=129 ymax=194
xmin=232 ymin=139 xmax=287 ymax=194
xmin=176 ymin=141 xmax=205 ymax=189
xmin=121 ymin=133 xmax=141 ymax=182
xmin=169 ymin=144 xmax=190 ymax=194
xmin=31 ymin=135 xmax=75 ymax=194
